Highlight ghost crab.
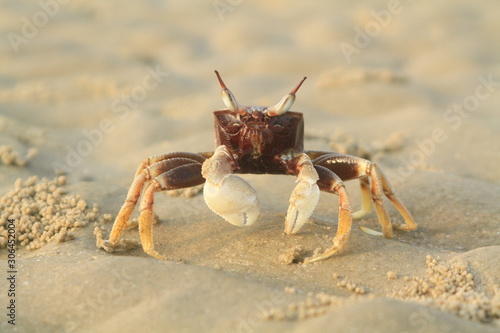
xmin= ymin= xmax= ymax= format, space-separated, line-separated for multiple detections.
xmin=104 ymin=71 xmax=417 ymax=263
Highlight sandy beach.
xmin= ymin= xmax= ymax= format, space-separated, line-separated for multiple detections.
xmin=1 ymin=1 xmax=499 ymax=332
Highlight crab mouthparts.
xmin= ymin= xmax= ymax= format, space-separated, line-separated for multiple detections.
xmin=250 ymin=131 xmax=262 ymax=156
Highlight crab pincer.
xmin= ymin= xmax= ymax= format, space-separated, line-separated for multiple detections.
xmin=284 ymin=154 xmax=320 ymax=235
xmin=202 ymin=145 xmax=260 ymax=227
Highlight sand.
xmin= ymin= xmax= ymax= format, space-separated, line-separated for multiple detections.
xmin=1 ymin=1 xmax=499 ymax=332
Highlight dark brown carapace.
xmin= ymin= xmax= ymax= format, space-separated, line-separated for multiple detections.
xmin=214 ymin=110 xmax=303 ymax=173
xmin=213 ymin=70 xmax=306 ymax=174
xmin=104 ymin=70 xmax=417 ymax=263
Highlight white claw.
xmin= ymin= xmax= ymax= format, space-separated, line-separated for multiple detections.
xmin=284 ymin=154 xmax=320 ymax=234
xmin=202 ymin=146 xmax=260 ymax=227
xmin=285 ymin=181 xmax=320 ymax=234
xmin=203 ymin=174 xmax=260 ymax=227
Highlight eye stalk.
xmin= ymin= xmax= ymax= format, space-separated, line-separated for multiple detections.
xmin=266 ymin=76 xmax=307 ymax=117
xmin=214 ymin=70 xmax=307 ymax=117
xmin=215 ymin=70 xmax=245 ymax=115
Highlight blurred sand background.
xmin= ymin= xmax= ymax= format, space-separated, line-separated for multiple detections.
xmin=1 ymin=0 xmax=500 ymax=332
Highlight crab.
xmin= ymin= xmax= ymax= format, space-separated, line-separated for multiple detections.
xmin=104 ymin=71 xmax=417 ymax=263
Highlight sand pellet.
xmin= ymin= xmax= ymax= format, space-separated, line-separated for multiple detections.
xmin=0 ymin=145 xmax=37 ymax=167
xmin=0 ymin=176 xmax=100 ymax=250
xmin=279 ymin=245 xmax=307 ymax=265
xmin=336 ymin=278 xmax=367 ymax=295
xmin=265 ymin=291 xmax=362 ymax=321
xmin=391 ymin=255 xmax=500 ymax=324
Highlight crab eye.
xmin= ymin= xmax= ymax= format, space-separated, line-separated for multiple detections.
xmin=266 ymin=76 xmax=307 ymax=117
xmin=267 ymin=94 xmax=296 ymax=116
xmin=215 ymin=70 xmax=244 ymax=114
xmin=221 ymin=89 xmax=239 ymax=113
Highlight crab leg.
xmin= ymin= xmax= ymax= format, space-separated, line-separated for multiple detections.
xmin=134 ymin=152 xmax=207 ymax=177
xmin=284 ymin=153 xmax=320 ymax=234
xmin=107 ymin=153 xmax=206 ymax=259
xmin=135 ymin=162 xmax=207 ymax=260
xmin=371 ymin=165 xmax=417 ymax=231
xmin=305 ymin=165 xmax=353 ymax=263
xmin=307 ymin=151 xmax=417 ymax=238
xmin=366 ymin=163 xmax=393 ymax=238
xmin=202 ymin=145 xmax=260 ymax=227
xmin=108 ymin=154 xmax=204 ymax=244
xmin=108 ymin=171 xmax=147 ymax=247
xmin=137 ymin=181 xmax=164 ymax=259
xmin=351 ymin=177 xmax=372 ymax=219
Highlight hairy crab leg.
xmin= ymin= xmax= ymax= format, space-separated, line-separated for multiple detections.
xmin=306 ymin=151 xmax=417 ymax=240
xmin=108 ymin=155 xmax=204 ymax=245
xmin=137 ymin=181 xmax=166 ymax=259
xmin=284 ymin=153 xmax=320 ymax=234
xmin=372 ymin=166 xmax=417 ymax=231
xmin=134 ymin=152 xmax=207 ymax=177
xmin=305 ymin=165 xmax=353 ymax=263
xmin=136 ymin=162 xmax=206 ymax=259
xmin=303 ymin=150 xmax=330 ymax=161
xmin=106 ymin=153 xmax=207 ymax=258
xmin=366 ymin=163 xmax=393 ymax=238
xmin=107 ymin=171 xmax=148 ymax=247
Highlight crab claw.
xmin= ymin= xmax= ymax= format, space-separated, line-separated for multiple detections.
xmin=285 ymin=181 xmax=320 ymax=234
xmin=202 ymin=145 xmax=260 ymax=227
xmin=203 ymin=174 xmax=260 ymax=226
xmin=284 ymin=154 xmax=320 ymax=234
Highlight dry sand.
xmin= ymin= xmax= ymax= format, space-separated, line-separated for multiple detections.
xmin=1 ymin=1 xmax=500 ymax=332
